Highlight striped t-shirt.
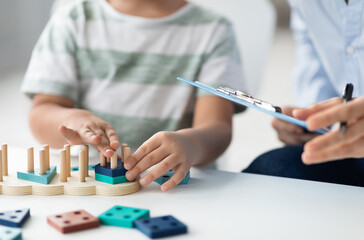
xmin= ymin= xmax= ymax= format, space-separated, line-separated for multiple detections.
xmin=22 ymin=0 xmax=245 ymax=151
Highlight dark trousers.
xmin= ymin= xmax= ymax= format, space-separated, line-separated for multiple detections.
xmin=242 ymin=145 xmax=364 ymax=187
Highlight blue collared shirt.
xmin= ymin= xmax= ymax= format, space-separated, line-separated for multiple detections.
xmin=288 ymin=0 xmax=364 ymax=107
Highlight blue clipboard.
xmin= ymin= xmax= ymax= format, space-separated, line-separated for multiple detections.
xmin=177 ymin=77 xmax=328 ymax=135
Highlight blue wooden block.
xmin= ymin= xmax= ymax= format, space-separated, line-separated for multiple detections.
xmin=154 ymin=170 xmax=190 ymax=185
xmin=0 ymin=208 xmax=30 ymax=228
xmin=95 ymin=173 xmax=129 ymax=185
xmin=94 ymin=161 xmax=127 ymax=177
xmin=17 ymin=166 xmax=57 ymax=184
xmin=0 ymin=226 xmax=22 ymax=240
xmin=134 ymin=215 xmax=187 ymax=238
xmin=71 ymin=164 xmax=96 ymax=172
xmin=98 ymin=206 xmax=149 ymax=228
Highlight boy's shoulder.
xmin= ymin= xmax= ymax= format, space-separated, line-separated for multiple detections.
xmin=53 ymin=0 xmax=104 ymax=20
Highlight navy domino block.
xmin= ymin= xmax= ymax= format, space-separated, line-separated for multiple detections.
xmin=94 ymin=160 xmax=127 ymax=177
xmin=0 ymin=226 xmax=22 ymax=240
xmin=17 ymin=166 xmax=57 ymax=184
xmin=0 ymin=208 xmax=30 ymax=228
xmin=134 ymin=215 xmax=187 ymax=239
xmin=154 ymin=170 xmax=190 ymax=185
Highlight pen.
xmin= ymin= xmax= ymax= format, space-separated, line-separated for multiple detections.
xmin=340 ymin=83 xmax=354 ymax=136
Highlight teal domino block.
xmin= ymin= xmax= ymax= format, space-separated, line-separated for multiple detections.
xmin=98 ymin=206 xmax=149 ymax=228
xmin=154 ymin=170 xmax=190 ymax=185
xmin=0 ymin=226 xmax=22 ymax=240
xmin=95 ymin=173 xmax=129 ymax=184
xmin=17 ymin=166 xmax=57 ymax=184
xmin=71 ymin=164 xmax=96 ymax=172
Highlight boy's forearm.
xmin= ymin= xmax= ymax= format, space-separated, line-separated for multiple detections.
xmin=178 ymin=121 xmax=232 ymax=166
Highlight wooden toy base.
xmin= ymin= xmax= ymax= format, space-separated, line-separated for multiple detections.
xmin=0 ymin=172 xmax=141 ymax=196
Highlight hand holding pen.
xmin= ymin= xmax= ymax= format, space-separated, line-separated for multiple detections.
xmin=340 ymin=83 xmax=354 ymax=136
xmin=293 ymin=84 xmax=364 ymax=164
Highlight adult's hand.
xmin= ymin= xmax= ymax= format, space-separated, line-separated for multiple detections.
xmin=272 ymin=106 xmax=317 ymax=145
xmin=293 ymin=97 xmax=364 ymax=164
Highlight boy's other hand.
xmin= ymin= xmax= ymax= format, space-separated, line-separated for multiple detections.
xmin=124 ymin=131 xmax=195 ymax=191
xmin=272 ymin=106 xmax=317 ymax=145
xmin=59 ymin=110 xmax=119 ymax=158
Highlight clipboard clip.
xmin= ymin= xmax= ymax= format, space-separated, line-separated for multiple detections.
xmin=216 ymin=86 xmax=282 ymax=113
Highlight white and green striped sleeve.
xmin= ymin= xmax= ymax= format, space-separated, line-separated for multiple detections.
xmin=21 ymin=6 xmax=78 ymax=102
xmin=197 ymin=19 xmax=246 ymax=97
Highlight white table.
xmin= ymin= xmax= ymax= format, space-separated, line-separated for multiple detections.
xmin=1 ymin=147 xmax=364 ymax=240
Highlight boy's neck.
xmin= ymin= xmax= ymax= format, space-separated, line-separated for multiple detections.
xmin=107 ymin=0 xmax=188 ymax=18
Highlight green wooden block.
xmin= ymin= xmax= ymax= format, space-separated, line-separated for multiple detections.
xmin=71 ymin=165 xmax=96 ymax=172
xmin=95 ymin=173 xmax=129 ymax=184
xmin=154 ymin=170 xmax=190 ymax=185
xmin=98 ymin=206 xmax=150 ymax=228
xmin=17 ymin=166 xmax=57 ymax=184
xmin=0 ymin=226 xmax=22 ymax=240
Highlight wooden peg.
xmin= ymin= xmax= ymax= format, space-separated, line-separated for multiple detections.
xmin=79 ymin=150 xmax=86 ymax=182
xmin=82 ymin=145 xmax=89 ymax=177
xmin=100 ymin=152 xmax=106 ymax=167
xmin=64 ymin=144 xmax=71 ymax=177
xmin=0 ymin=150 xmax=3 ymax=182
xmin=2 ymin=144 xmax=8 ymax=176
xmin=107 ymin=158 xmax=110 ymax=163
xmin=39 ymin=150 xmax=46 ymax=175
xmin=60 ymin=150 xmax=67 ymax=182
xmin=121 ymin=144 xmax=128 ymax=163
xmin=27 ymin=147 xmax=34 ymax=173
xmin=124 ymin=147 xmax=131 ymax=162
xmin=43 ymin=144 xmax=50 ymax=170
xmin=110 ymin=151 xmax=117 ymax=169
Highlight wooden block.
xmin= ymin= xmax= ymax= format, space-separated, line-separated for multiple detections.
xmin=82 ymin=145 xmax=89 ymax=177
xmin=64 ymin=144 xmax=71 ymax=177
xmin=95 ymin=173 xmax=129 ymax=185
xmin=0 ymin=150 xmax=2 ymax=182
xmin=154 ymin=170 xmax=190 ymax=185
xmin=121 ymin=144 xmax=128 ymax=163
xmin=60 ymin=150 xmax=67 ymax=182
xmin=0 ymin=208 xmax=30 ymax=228
xmin=39 ymin=150 xmax=46 ymax=175
xmin=98 ymin=205 xmax=149 ymax=228
xmin=94 ymin=161 xmax=126 ymax=177
xmin=2 ymin=144 xmax=8 ymax=176
xmin=47 ymin=209 xmax=100 ymax=234
xmin=134 ymin=215 xmax=187 ymax=239
xmin=0 ymin=225 xmax=22 ymax=240
xmin=107 ymin=158 xmax=110 ymax=163
xmin=110 ymin=151 xmax=117 ymax=169
xmin=100 ymin=152 xmax=106 ymax=167
xmin=43 ymin=145 xmax=50 ymax=170
xmin=17 ymin=166 xmax=57 ymax=185
xmin=79 ymin=150 xmax=86 ymax=182
xmin=27 ymin=147 xmax=34 ymax=173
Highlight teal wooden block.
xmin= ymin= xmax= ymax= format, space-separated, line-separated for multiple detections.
xmin=0 ymin=225 xmax=22 ymax=240
xmin=95 ymin=173 xmax=129 ymax=184
xmin=154 ymin=170 xmax=190 ymax=185
xmin=71 ymin=165 xmax=96 ymax=172
xmin=98 ymin=206 xmax=149 ymax=228
xmin=17 ymin=166 xmax=57 ymax=184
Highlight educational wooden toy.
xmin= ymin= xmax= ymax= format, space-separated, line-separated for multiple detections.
xmin=98 ymin=205 xmax=150 ymax=228
xmin=0 ymin=208 xmax=30 ymax=228
xmin=95 ymin=173 xmax=129 ymax=184
xmin=0 ymin=144 xmax=141 ymax=196
xmin=47 ymin=210 xmax=100 ymax=233
xmin=134 ymin=215 xmax=187 ymax=239
xmin=154 ymin=170 xmax=190 ymax=185
xmin=94 ymin=160 xmax=127 ymax=177
xmin=0 ymin=225 xmax=22 ymax=240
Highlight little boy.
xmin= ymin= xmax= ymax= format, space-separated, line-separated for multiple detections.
xmin=22 ymin=0 xmax=245 ymax=191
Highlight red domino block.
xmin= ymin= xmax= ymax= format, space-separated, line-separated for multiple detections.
xmin=47 ymin=210 xmax=100 ymax=234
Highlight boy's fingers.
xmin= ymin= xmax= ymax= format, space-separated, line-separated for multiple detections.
xmin=125 ymin=137 xmax=161 ymax=170
xmin=138 ymin=155 xmax=176 ymax=186
xmin=80 ymin=128 xmax=102 ymax=145
xmin=161 ymin=164 xmax=190 ymax=191
xmin=293 ymin=97 xmax=342 ymax=120
xmin=125 ymin=148 xmax=170 ymax=181
xmin=105 ymin=127 xmax=119 ymax=150
xmin=59 ymin=125 xmax=83 ymax=145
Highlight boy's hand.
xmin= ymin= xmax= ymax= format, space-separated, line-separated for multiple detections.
xmin=294 ymin=97 xmax=364 ymax=164
xmin=58 ymin=109 xmax=119 ymax=158
xmin=272 ymin=106 xmax=317 ymax=145
xmin=124 ymin=131 xmax=196 ymax=191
